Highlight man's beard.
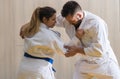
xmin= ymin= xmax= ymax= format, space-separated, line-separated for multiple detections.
xmin=73 ymin=20 xmax=82 ymax=31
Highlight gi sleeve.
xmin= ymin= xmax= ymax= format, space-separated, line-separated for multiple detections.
xmin=84 ymin=21 xmax=108 ymax=57
xmin=51 ymin=31 xmax=67 ymax=55
xmin=55 ymin=14 xmax=65 ymax=27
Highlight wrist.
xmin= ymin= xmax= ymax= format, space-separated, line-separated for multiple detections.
xmin=78 ymin=47 xmax=85 ymax=55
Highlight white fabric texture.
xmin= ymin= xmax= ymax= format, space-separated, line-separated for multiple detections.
xmin=17 ymin=23 xmax=66 ymax=79
xmin=56 ymin=11 xmax=120 ymax=79
xmin=16 ymin=57 xmax=55 ymax=79
xmin=24 ymin=23 xmax=66 ymax=58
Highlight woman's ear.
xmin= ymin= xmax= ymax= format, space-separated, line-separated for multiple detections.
xmin=43 ymin=17 xmax=47 ymax=23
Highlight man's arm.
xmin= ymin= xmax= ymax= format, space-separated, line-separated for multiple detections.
xmin=55 ymin=14 xmax=66 ymax=27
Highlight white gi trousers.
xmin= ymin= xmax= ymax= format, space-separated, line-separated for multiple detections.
xmin=16 ymin=57 xmax=55 ymax=79
xmin=73 ymin=58 xmax=120 ymax=79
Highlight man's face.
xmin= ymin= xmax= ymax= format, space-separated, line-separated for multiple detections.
xmin=65 ymin=11 xmax=83 ymax=25
xmin=65 ymin=14 xmax=78 ymax=25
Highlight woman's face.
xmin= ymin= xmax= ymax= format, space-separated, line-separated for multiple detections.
xmin=43 ymin=13 xmax=56 ymax=28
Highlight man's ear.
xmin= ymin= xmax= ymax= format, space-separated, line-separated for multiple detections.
xmin=76 ymin=11 xmax=83 ymax=20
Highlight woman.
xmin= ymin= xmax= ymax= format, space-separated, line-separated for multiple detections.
xmin=17 ymin=6 xmax=66 ymax=79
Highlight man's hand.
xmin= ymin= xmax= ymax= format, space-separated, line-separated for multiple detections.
xmin=75 ymin=29 xmax=84 ymax=39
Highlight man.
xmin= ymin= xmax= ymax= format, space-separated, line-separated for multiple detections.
xmin=56 ymin=1 xmax=120 ymax=79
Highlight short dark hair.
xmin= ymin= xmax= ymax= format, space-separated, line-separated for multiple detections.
xmin=61 ymin=1 xmax=82 ymax=17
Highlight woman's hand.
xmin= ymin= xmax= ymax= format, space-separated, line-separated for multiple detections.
xmin=64 ymin=45 xmax=77 ymax=57
xmin=64 ymin=45 xmax=85 ymax=57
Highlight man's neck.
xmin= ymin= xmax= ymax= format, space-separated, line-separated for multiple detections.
xmin=74 ymin=19 xmax=82 ymax=30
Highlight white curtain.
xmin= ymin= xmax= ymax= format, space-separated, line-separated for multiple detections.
xmin=0 ymin=0 xmax=119 ymax=79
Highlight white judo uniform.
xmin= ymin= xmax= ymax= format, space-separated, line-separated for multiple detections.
xmin=16 ymin=23 xmax=66 ymax=79
xmin=56 ymin=11 xmax=120 ymax=79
